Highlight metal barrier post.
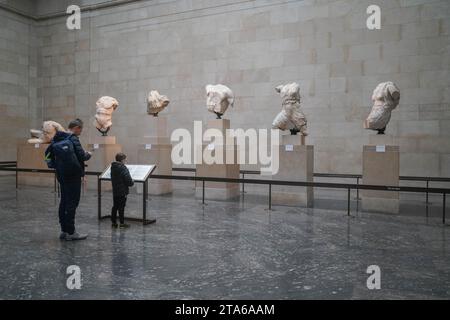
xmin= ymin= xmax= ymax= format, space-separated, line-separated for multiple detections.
xmin=426 ymin=180 xmax=430 ymax=205
xmin=242 ymin=172 xmax=245 ymax=193
xmin=202 ymin=180 xmax=205 ymax=205
xmin=356 ymin=177 xmax=361 ymax=200
xmin=443 ymin=193 xmax=446 ymax=225
xmin=97 ymin=176 xmax=101 ymax=220
xmin=269 ymin=184 xmax=272 ymax=210
xmin=347 ymin=188 xmax=351 ymax=216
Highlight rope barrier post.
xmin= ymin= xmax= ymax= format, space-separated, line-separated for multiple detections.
xmin=97 ymin=175 xmax=101 ymax=220
xmin=347 ymin=188 xmax=351 ymax=216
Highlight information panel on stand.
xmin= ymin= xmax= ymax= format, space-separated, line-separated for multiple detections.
xmin=100 ymin=164 xmax=156 ymax=182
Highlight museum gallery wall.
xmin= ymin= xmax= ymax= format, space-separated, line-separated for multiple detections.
xmin=1 ymin=0 xmax=450 ymax=184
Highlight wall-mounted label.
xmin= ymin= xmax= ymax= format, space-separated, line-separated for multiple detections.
xmin=34 ymin=144 xmax=40 ymax=149
xmin=376 ymin=145 xmax=385 ymax=153
xmin=145 ymin=144 xmax=152 ymax=150
xmin=285 ymin=144 xmax=294 ymax=152
xmin=207 ymin=143 xmax=215 ymax=151
xmin=93 ymin=144 xmax=99 ymax=150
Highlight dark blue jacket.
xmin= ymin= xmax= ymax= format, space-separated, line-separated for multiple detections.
xmin=45 ymin=131 xmax=91 ymax=179
xmin=68 ymin=134 xmax=91 ymax=176
xmin=111 ymin=161 xmax=134 ymax=197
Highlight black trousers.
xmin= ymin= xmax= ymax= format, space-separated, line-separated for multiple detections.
xmin=58 ymin=178 xmax=82 ymax=235
xmin=111 ymin=195 xmax=127 ymax=224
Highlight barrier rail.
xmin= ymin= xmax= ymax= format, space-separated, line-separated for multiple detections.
xmin=173 ymin=167 xmax=450 ymax=206
xmin=1 ymin=164 xmax=449 ymax=224
xmin=151 ymin=174 xmax=449 ymax=224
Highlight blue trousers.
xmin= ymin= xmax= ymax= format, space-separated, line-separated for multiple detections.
xmin=58 ymin=178 xmax=81 ymax=235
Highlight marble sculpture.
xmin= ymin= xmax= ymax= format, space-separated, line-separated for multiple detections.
xmin=272 ymin=82 xmax=307 ymax=135
xmin=94 ymin=96 xmax=119 ymax=136
xmin=27 ymin=121 xmax=65 ymax=144
xmin=147 ymin=90 xmax=170 ymax=116
xmin=364 ymin=81 xmax=400 ymax=134
xmin=206 ymin=84 xmax=234 ymax=119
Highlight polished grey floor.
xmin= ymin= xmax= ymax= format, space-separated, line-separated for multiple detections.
xmin=0 ymin=175 xmax=449 ymax=299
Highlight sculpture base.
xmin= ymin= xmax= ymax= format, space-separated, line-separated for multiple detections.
xmin=137 ymin=143 xmax=172 ymax=195
xmin=271 ymin=135 xmax=314 ymax=207
xmin=195 ymin=145 xmax=240 ymax=201
xmin=362 ymin=145 xmax=399 ymax=214
xmin=280 ymin=133 xmax=306 ymax=146
xmin=85 ymin=136 xmax=122 ymax=191
xmin=17 ymin=142 xmax=54 ymax=187
xmin=195 ymin=119 xmax=240 ymax=201
xmin=136 ymin=116 xmax=169 ymax=140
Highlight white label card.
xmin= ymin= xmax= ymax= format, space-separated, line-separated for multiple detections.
xmin=376 ymin=145 xmax=385 ymax=153
xmin=285 ymin=144 xmax=294 ymax=152
xmin=34 ymin=144 xmax=40 ymax=148
xmin=145 ymin=144 xmax=152 ymax=150
xmin=93 ymin=144 xmax=99 ymax=150
xmin=207 ymin=143 xmax=215 ymax=151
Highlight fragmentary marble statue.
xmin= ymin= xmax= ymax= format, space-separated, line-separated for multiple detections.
xmin=364 ymin=81 xmax=400 ymax=134
xmin=147 ymin=90 xmax=170 ymax=116
xmin=27 ymin=121 xmax=65 ymax=144
xmin=94 ymin=96 xmax=119 ymax=136
xmin=272 ymin=82 xmax=307 ymax=135
xmin=206 ymin=84 xmax=234 ymax=119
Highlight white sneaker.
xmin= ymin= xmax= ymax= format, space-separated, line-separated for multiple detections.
xmin=65 ymin=232 xmax=88 ymax=241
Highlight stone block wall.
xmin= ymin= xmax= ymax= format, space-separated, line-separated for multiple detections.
xmin=1 ymin=0 xmax=449 ymax=177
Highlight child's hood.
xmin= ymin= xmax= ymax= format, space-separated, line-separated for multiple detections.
xmin=111 ymin=161 xmax=125 ymax=169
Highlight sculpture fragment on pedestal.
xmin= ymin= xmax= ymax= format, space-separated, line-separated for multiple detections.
xmin=272 ymin=82 xmax=307 ymax=136
xmin=94 ymin=96 xmax=119 ymax=136
xmin=27 ymin=121 xmax=65 ymax=144
xmin=205 ymin=84 xmax=234 ymax=119
xmin=147 ymin=90 xmax=170 ymax=117
xmin=364 ymin=81 xmax=400 ymax=135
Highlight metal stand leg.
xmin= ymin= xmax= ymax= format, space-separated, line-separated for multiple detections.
xmin=241 ymin=173 xmax=246 ymax=194
xmin=143 ymin=180 xmax=147 ymax=224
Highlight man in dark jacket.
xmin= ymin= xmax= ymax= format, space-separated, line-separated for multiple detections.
xmin=68 ymin=119 xmax=92 ymax=178
xmin=45 ymin=119 xmax=91 ymax=241
xmin=110 ymin=152 xmax=134 ymax=228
